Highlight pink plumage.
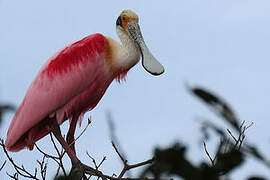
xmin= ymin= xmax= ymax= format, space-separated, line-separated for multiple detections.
xmin=5 ymin=33 xmax=120 ymax=151
xmin=5 ymin=10 xmax=164 ymax=156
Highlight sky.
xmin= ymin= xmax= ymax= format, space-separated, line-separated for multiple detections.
xmin=1 ymin=0 xmax=270 ymax=179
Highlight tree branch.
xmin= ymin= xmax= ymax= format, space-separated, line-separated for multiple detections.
xmin=0 ymin=160 xmax=6 ymax=172
xmin=0 ymin=139 xmax=39 ymax=180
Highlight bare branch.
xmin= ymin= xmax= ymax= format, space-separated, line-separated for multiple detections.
xmin=69 ymin=117 xmax=92 ymax=147
xmin=48 ymin=133 xmax=67 ymax=177
xmin=81 ymin=142 xmax=169 ymax=180
xmin=36 ymin=155 xmax=48 ymax=180
xmin=35 ymin=143 xmax=59 ymax=159
xmin=97 ymin=156 xmax=107 ymax=169
xmin=1 ymin=117 xmax=171 ymax=180
xmin=111 ymin=141 xmax=154 ymax=179
xmin=112 ymin=141 xmax=126 ymax=164
xmin=227 ymin=121 xmax=254 ymax=150
xmin=203 ymin=142 xmax=215 ymax=166
xmin=6 ymin=172 xmax=18 ymax=180
xmin=54 ymin=165 xmax=61 ymax=179
xmin=226 ymin=129 xmax=237 ymax=143
xmin=35 ymin=138 xmax=67 ymax=178
xmin=0 ymin=139 xmax=39 ymax=179
xmin=85 ymin=152 xmax=107 ymax=180
xmin=0 ymin=160 xmax=6 ymax=172
xmin=49 ymin=132 xmax=63 ymax=158
xmin=86 ymin=151 xmax=99 ymax=169
xmin=128 ymin=159 xmax=154 ymax=170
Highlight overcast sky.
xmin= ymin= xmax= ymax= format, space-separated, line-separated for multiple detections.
xmin=1 ymin=0 xmax=270 ymax=179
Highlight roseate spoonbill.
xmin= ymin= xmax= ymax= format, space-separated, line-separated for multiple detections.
xmin=5 ymin=9 xmax=164 ymax=170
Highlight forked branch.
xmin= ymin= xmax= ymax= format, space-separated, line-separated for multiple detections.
xmin=0 ymin=139 xmax=41 ymax=180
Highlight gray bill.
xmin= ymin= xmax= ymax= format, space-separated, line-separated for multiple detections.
xmin=127 ymin=21 xmax=164 ymax=76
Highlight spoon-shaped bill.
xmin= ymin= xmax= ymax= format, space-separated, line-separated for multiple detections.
xmin=126 ymin=21 xmax=164 ymax=75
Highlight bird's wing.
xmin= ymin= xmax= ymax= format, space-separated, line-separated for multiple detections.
xmin=6 ymin=33 xmax=108 ymax=150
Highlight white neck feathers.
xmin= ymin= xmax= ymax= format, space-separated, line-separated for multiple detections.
xmin=110 ymin=28 xmax=141 ymax=71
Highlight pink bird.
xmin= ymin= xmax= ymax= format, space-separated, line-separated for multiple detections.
xmin=5 ymin=10 xmax=164 ymax=170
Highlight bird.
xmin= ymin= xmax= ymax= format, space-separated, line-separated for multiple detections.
xmin=5 ymin=10 xmax=164 ymax=166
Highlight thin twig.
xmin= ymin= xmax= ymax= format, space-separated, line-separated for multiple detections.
xmin=100 ymin=174 xmax=171 ymax=180
xmin=239 ymin=120 xmax=245 ymax=130
xmin=246 ymin=122 xmax=254 ymax=129
xmin=36 ymin=155 xmax=47 ymax=180
xmin=86 ymin=151 xmax=99 ymax=169
xmin=48 ymin=133 xmax=67 ymax=177
xmin=97 ymin=156 xmax=107 ymax=169
xmin=69 ymin=117 xmax=92 ymax=147
xmin=111 ymin=141 xmax=154 ymax=179
xmin=127 ymin=159 xmax=154 ymax=170
xmin=49 ymin=132 xmax=62 ymax=158
xmin=227 ymin=121 xmax=254 ymax=150
xmin=35 ymin=143 xmax=59 ymax=159
xmin=84 ymin=164 xmax=171 ymax=180
xmin=0 ymin=160 xmax=6 ymax=172
xmin=6 ymin=172 xmax=18 ymax=180
xmin=58 ymin=148 xmax=67 ymax=176
xmin=112 ymin=141 xmax=126 ymax=163
xmin=54 ymin=165 xmax=61 ymax=179
xmin=0 ymin=139 xmax=39 ymax=179
xmin=226 ymin=129 xmax=237 ymax=143
xmin=35 ymin=138 xmax=67 ymax=177
xmin=82 ymin=142 xmax=164 ymax=180
xmin=203 ymin=142 xmax=215 ymax=166
xmin=86 ymin=152 xmax=107 ymax=180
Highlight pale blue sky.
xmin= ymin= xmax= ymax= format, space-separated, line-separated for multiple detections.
xmin=1 ymin=0 xmax=270 ymax=179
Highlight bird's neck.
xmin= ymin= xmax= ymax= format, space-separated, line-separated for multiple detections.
xmin=104 ymin=28 xmax=140 ymax=77
xmin=115 ymin=28 xmax=140 ymax=71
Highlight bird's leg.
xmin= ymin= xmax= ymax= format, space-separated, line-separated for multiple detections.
xmin=51 ymin=121 xmax=80 ymax=165
xmin=51 ymin=119 xmax=104 ymax=179
xmin=67 ymin=114 xmax=78 ymax=154
xmin=51 ymin=121 xmax=85 ymax=179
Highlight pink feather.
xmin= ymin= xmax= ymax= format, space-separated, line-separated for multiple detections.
xmin=5 ymin=33 xmax=117 ymax=151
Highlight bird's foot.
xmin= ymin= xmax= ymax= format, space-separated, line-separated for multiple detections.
xmin=69 ymin=161 xmax=105 ymax=180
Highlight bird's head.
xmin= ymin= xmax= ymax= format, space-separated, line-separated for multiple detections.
xmin=116 ymin=10 xmax=164 ymax=76
xmin=116 ymin=10 xmax=139 ymax=30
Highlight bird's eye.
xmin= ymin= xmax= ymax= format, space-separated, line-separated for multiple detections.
xmin=116 ymin=16 xmax=122 ymax=26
